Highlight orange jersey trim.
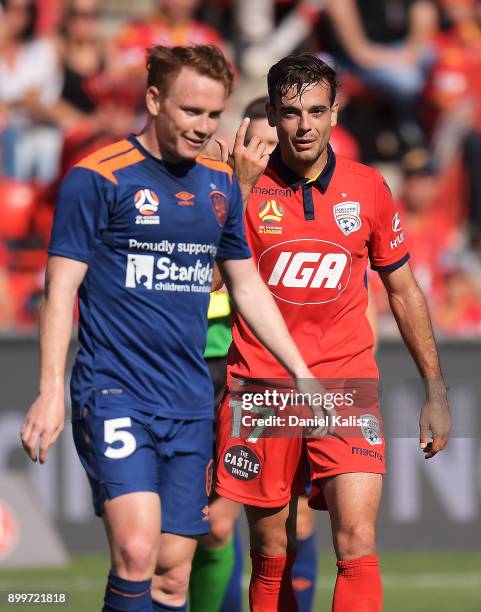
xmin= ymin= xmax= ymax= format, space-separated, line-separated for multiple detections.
xmin=196 ymin=155 xmax=233 ymax=182
xmin=75 ymin=139 xmax=145 ymax=185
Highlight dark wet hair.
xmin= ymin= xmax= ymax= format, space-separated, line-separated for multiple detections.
xmin=267 ymin=53 xmax=338 ymax=107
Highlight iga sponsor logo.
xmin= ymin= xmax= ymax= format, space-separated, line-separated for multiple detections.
xmin=333 ymin=201 xmax=361 ymax=235
xmin=134 ymin=189 xmax=160 ymax=224
xmin=258 ymin=239 xmax=352 ymax=305
xmin=224 ymin=445 xmax=261 ymax=481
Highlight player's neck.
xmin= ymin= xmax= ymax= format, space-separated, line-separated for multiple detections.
xmin=137 ymin=124 xmax=164 ymax=161
xmin=280 ymin=146 xmax=328 ymax=181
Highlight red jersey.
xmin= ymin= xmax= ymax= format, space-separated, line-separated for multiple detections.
xmin=228 ymin=146 xmax=410 ymax=379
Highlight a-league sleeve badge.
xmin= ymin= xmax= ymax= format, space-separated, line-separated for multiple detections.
xmin=209 ymin=190 xmax=228 ymax=227
xmin=333 ymin=201 xmax=361 ymax=235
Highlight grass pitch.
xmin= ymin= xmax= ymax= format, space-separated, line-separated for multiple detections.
xmin=0 ymin=551 xmax=480 ymax=611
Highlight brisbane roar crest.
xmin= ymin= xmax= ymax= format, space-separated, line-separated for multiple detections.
xmin=209 ymin=190 xmax=228 ymax=227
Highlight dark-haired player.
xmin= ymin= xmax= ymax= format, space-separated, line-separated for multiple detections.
xmin=216 ymin=53 xmax=451 ymax=611
xmin=20 ymin=45 xmax=329 ymax=612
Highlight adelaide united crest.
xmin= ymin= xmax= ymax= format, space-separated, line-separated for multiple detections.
xmin=333 ymin=201 xmax=361 ymax=236
xmin=209 ymin=190 xmax=228 ymax=227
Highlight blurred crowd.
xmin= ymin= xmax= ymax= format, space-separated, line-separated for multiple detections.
xmin=1 ymin=0 xmax=481 ymax=337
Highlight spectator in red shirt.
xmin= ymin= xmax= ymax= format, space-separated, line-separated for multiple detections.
xmin=425 ymin=0 xmax=481 ymax=254
xmin=113 ymin=0 xmax=225 ymax=78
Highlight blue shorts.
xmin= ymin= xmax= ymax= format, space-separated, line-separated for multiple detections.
xmin=72 ymin=403 xmax=213 ymax=536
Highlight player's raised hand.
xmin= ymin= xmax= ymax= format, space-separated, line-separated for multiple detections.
xmin=216 ymin=117 xmax=271 ymax=206
xmin=419 ymin=381 xmax=451 ymax=459
xmin=20 ymin=394 xmax=65 ymax=464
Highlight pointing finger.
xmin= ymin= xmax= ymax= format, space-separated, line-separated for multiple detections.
xmin=233 ymin=117 xmax=250 ymax=151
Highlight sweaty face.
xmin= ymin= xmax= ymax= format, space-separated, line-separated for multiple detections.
xmin=268 ymin=81 xmax=338 ymax=174
xmin=151 ymin=67 xmax=226 ymax=163
xmin=245 ymin=118 xmax=278 ymax=153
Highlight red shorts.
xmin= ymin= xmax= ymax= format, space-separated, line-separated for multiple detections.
xmin=215 ymin=381 xmax=386 ymax=510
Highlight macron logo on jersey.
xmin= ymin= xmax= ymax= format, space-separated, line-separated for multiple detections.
xmin=258 ymin=239 xmax=352 ymax=305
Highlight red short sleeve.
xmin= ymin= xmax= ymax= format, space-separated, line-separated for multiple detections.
xmin=369 ymin=172 xmax=410 ymax=272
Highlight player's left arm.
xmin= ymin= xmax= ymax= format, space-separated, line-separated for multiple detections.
xmin=218 ymin=257 xmax=309 ymax=379
xmin=369 ymin=171 xmax=450 ymax=458
xmin=379 ymin=263 xmax=451 ymax=458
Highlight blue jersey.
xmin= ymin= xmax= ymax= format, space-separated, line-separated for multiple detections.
xmin=49 ymin=135 xmax=251 ymax=420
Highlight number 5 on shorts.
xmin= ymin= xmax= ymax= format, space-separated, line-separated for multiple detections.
xmin=104 ymin=417 xmax=137 ymax=459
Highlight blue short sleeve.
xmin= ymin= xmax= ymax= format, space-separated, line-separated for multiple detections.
xmin=216 ymin=177 xmax=251 ymax=261
xmin=48 ymin=167 xmax=110 ymax=264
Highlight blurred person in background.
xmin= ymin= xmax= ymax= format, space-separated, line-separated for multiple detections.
xmin=35 ymin=0 xmax=63 ymax=35
xmin=0 ymin=0 xmax=62 ymax=181
xmin=371 ymin=146 xmax=481 ymax=337
xmin=398 ymin=148 xmax=454 ymax=307
xmin=48 ymin=0 xmax=141 ymax=179
xmin=320 ymin=0 xmax=439 ymax=150
xmin=49 ymin=0 xmax=107 ymax=131
xmin=113 ymin=0 xmax=225 ymax=80
xmin=239 ymin=0 xmax=329 ymax=77
xmin=433 ymin=262 xmax=481 ymax=334
xmin=424 ymin=0 xmax=481 ymax=254
xmin=240 ymin=96 xmax=279 ymax=154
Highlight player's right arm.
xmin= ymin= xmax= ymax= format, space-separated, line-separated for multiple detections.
xmin=21 ymin=257 xmax=87 ymax=464
xmin=21 ymin=166 xmax=110 ymax=463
